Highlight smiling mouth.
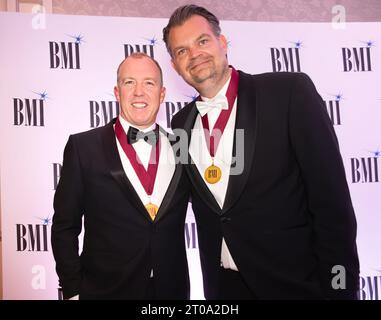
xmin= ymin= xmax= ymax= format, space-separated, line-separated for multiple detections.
xmin=190 ymin=60 xmax=210 ymax=71
xmin=131 ymin=102 xmax=148 ymax=109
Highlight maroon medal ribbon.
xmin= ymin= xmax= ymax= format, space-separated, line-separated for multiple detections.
xmin=115 ymin=118 xmax=160 ymax=196
xmin=201 ymin=67 xmax=239 ymax=157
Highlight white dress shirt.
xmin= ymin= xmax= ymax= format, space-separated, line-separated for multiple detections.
xmin=116 ymin=116 xmax=176 ymax=209
xmin=189 ymin=71 xmax=239 ymax=271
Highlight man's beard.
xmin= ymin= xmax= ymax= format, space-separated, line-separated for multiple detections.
xmin=192 ymin=67 xmax=217 ymax=84
xmin=187 ymin=57 xmax=216 ymax=84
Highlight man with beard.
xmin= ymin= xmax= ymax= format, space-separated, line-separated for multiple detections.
xmin=162 ymin=5 xmax=359 ymax=299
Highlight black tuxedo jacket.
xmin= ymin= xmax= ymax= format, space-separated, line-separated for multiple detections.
xmin=52 ymin=119 xmax=190 ymax=300
xmin=171 ymin=71 xmax=359 ymax=299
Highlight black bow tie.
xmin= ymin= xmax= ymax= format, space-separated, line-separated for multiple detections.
xmin=127 ymin=126 xmax=158 ymax=146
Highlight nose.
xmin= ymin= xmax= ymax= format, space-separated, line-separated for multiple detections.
xmin=189 ymin=45 xmax=201 ymax=59
xmin=134 ymin=82 xmax=144 ymax=96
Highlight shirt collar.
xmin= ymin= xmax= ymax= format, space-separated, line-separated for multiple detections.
xmin=118 ymin=115 xmax=156 ymax=134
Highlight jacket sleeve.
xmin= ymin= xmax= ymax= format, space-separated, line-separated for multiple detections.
xmin=51 ymin=135 xmax=84 ymax=299
xmin=288 ymin=73 xmax=359 ymax=299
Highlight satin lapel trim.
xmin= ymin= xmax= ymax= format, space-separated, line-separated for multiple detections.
xmin=183 ymin=103 xmax=221 ymax=215
xmin=102 ymin=119 xmax=152 ymax=222
xmin=222 ymin=71 xmax=257 ymax=214
xmin=154 ymin=127 xmax=183 ymax=223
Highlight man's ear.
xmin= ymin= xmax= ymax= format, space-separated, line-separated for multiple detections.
xmin=114 ymin=86 xmax=120 ymax=102
xmin=220 ymin=34 xmax=228 ymax=51
xmin=160 ymin=86 xmax=166 ymax=104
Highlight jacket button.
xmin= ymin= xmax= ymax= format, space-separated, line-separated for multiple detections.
xmin=221 ymin=217 xmax=231 ymax=223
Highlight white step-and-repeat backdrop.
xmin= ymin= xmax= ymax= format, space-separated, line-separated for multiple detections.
xmin=0 ymin=12 xmax=380 ymax=300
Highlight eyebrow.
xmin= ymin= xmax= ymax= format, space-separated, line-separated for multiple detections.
xmin=172 ymin=33 xmax=211 ymax=53
xmin=119 ymin=76 xmax=158 ymax=84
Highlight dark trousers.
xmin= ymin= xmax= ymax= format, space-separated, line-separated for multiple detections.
xmin=143 ymin=278 xmax=156 ymax=299
xmin=217 ymin=267 xmax=257 ymax=300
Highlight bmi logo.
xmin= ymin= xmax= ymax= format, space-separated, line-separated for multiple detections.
xmin=270 ymin=40 xmax=302 ymax=72
xmin=350 ymin=150 xmax=380 ymax=183
xmin=16 ymin=217 xmax=51 ymax=252
xmin=49 ymin=34 xmax=84 ymax=69
xmin=342 ymin=40 xmax=373 ymax=72
xmin=324 ymin=93 xmax=343 ymax=126
xmin=13 ymin=91 xmax=47 ymax=127
xmin=359 ymin=274 xmax=381 ymax=300
xmin=185 ymin=222 xmax=198 ymax=249
xmin=165 ymin=93 xmax=196 ymax=128
xmin=124 ymin=36 xmax=157 ymax=58
xmin=89 ymin=98 xmax=120 ymax=128
xmin=165 ymin=101 xmax=190 ymax=128
xmin=53 ymin=163 xmax=62 ymax=190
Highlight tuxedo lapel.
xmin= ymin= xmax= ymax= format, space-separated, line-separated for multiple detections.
xmin=101 ymin=119 xmax=152 ymax=222
xmin=154 ymin=127 xmax=184 ymax=223
xmin=180 ymin=102 xmax=221 ymax=215
xmin=222 ymin=71 xmax=257 ymax=214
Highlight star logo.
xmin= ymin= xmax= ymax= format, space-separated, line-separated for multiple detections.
xmin=185 ymin=93 xmax=198 ymax=101
xmin=37 ymin=216 xmax=52 ymax=225
xmin=360 ymin=40 xmax=375 ymax=48
xmin=289 ymin=40 xmax=303 ymax=49
xmin=33 ymin=91 xmax=49 ymax=101
xmin=68 ymin=34 xmax=85 ymax=44
xmin=143 ymin=36 xmax=158 ymax=46
xmin=333 ymin=93 xmax=344 ymax=101
xmin=369 ymin=149 xmax=381 ymax=158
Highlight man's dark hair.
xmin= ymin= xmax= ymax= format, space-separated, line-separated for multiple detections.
xmin=162 ymin=5 xmax=221 ymax=56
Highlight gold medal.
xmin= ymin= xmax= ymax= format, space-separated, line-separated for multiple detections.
xmin=145 ymin=202 xmax=159 ymax=221
xmin=204 ymin=164 xmax=222 ymax=184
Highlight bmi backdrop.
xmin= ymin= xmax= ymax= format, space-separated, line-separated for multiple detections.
xmin=0 ymin=12 xmax=380 ymax=300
